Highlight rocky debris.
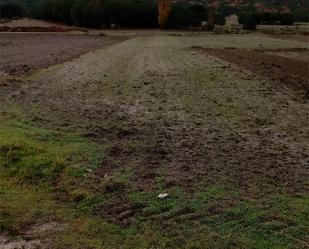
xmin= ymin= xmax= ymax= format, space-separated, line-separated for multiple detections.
xmin=0 ymin=235 xmax=44 ymax=249
xmin=25 ymin=222 xmax=64 ymax=237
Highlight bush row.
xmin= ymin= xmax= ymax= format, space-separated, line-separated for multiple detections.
xmin=1 ymin=1 xmax=307 ymax=29
xmin=0 ymin=2 xmax=24 ymax=18
xmin=0 ymin=0 xmax=224 ymax=29
xmin=238 ymin=12 xmax=296 ymax=30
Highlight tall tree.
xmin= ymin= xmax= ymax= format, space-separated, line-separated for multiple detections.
xmin=158 ymin=0 xmax=171 ymax=28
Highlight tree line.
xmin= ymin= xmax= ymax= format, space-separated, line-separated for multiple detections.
xmin=0 ymin=0 xmax=226 ymax=29
xmin=238 ymin=12 xmax=296 ymax=30
xmin=36 ymin=0 xmax=159 ymax=28
xmin=1 ymin=0 xmax=209 ymax=28
xmin=1 ymin=0 xmax=307 ymax=29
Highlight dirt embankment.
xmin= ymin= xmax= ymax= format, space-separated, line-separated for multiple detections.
xmin=0 ymin=26 xmax=74 ymax=32
xmin=197 ymin=47 xmax=309 ymax=100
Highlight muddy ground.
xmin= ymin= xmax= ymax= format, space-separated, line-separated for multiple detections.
xmin=0 ymin=33 xmax=127 ymax=77
xmin=2 ymin=33 xmax=308 ymax=191
xmin=0 ymin=33 xmax=308 ymax=248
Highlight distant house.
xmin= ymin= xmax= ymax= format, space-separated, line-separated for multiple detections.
xmin=225 ymin=14 xmax=239 ymax=27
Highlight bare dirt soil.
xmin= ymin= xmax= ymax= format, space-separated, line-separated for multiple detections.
xmin=269 ymin=34 xmax=309 ymax=43
xmin=0 ymin=222 xmax=61 ymax=249
xmin=1 ymin=33 xmax=308 ymax=248
xmin=0 ymin=18 xmax=81 ymax=32
xmin=0 ymin=26 xmax=75 ymax=32
xmin=266 ymin=49 xmax=309 ymax=62
xmin=2 ymin=34 xmax=308 ymax=192
xmin=197 ymin=47 xmax=309 ymax=100
xmin=0 ymin=234 xmax=45 ymax=249
xmin=0 ymin=18 xmax=71 ymax=27
xmin=0 ymin=33 xmax=127 ymax=77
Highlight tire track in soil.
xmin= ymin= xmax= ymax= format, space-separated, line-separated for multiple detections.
xmin=1 ymin=35 xmax=308 ymax=226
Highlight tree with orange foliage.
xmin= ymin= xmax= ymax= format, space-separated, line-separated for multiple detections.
xmin=158 ymin=0 xmax=171 ymax=29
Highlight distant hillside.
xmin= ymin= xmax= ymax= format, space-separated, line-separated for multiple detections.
xmin=177 ymin=0 xmax=308 ymax=12
xmin=174 ymin=0 xmax=308 ymax=22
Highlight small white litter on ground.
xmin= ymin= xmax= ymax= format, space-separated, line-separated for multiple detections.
xmin=157 ymin=193 xmax=169 ymax=199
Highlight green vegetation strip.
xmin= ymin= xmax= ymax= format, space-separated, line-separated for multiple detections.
xmin=0 ymin=109 xmax=308 ymax=249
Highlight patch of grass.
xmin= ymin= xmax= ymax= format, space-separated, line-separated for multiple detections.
xmin=0 ymin=111 xmax=102 ymax=233
xmin=0 ymin=111 xmax=148 ymax=248
xmin=55 ymin=217 xmax=147 ymax=249
xmin=0 ymin=176 xmax=147 ymax=249
xmin=0 ymin=177 xmax=57 ymax=235
xmin=125 ymin=183 xmax=308 ymax=249
xmin=1 ymin=110 xmax=308 ymax=249
xmin=205 ymin=194 xmax=309 ymax=249
xmin=0 ymin=113 xmax=102 ymax=192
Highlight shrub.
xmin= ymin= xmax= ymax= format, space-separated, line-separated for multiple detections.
xmin=215 ymin=13 xmax=226 ymax=27
xmin=0 ymin=3 xmax=24 ymax=18
xmin=167 ymin=2 xmax=193 ymax=28
xmin=293 ymin=8 xmax=309 ymax=22
xmin=239 ymin=13 xmax=257 ymax=30
xmin=254 ymin=12 xmax=295 ymax=25
xmin=280 ymin=13 xmax=294 ymax=25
